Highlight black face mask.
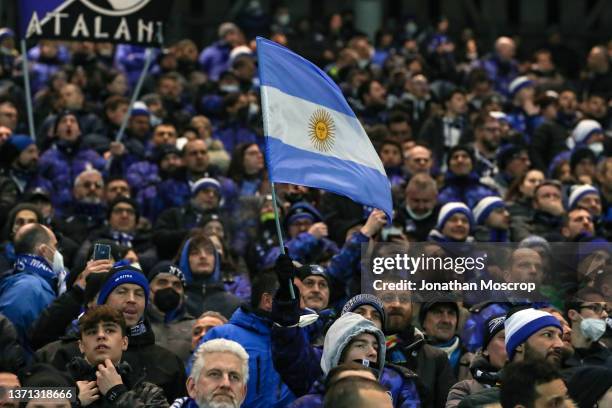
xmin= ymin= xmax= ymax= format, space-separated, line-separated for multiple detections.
xmin=285 ymin=192 xmax=304 ymax=204
xmin=153 ymin=287 xmax=181 ymax=313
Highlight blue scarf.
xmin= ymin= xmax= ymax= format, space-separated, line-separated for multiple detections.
xmin=14 ymin=253 xmax=56 ymax=290
xmin=129 ymin=319 xmax=147 ymax=337
xmin=110 ymin=230 xmax=134 ymax=248
xmin=489 ymin=228 xmax=509 ymax=243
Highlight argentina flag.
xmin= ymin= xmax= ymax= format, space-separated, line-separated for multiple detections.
xmin=256 ymin=37 xmax=393 ymax=221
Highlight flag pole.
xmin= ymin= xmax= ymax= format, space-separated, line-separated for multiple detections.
xmin=114 ymin=46 xmax=154 ymax=142
xmin=20 ymin=40 xmax=35 ymax=140
xmin=259 ymin=40 xmax=295 ymax=299
xmin=268 ymin=182 xmax=296 ymax=300
xmin=115 ymin=29 xmax=162 ymax=143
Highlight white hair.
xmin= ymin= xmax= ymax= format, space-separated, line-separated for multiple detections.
xmin=191 ymin=339 xmax=249 ymax=385
xmin=74 ymin=168 xmax=103 ymax=188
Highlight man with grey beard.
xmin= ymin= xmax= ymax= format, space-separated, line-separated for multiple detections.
xmin=56 ymin=169 xmax=108 ymax=244
xmin=172 ymin=338 xmax=249 ymax=408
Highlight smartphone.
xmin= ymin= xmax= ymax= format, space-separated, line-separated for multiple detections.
xmin=92 ymin=243 xmax=111 ymax=261
xmin=381 ymin=226 xmax=403 ymax=242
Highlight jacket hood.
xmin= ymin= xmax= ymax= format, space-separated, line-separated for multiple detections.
xmin=469 ymin=352 xmax=501 ymax=387
xmin=178 ymin=238 xmax=221 ymax=285
xmin=228 ymin=305 xmax=271 ymax=336
xmin=321 ymin=312 xmax=386 ymax=378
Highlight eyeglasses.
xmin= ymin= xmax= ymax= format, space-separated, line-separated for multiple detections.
xmin=512 ymin=154 xmax=530 ymax=162
xmin=380 ymin=293 xmax=412 ymax=303
xmin=82 ymin=181 xmax=103 ymax=189
xmin=112 ymin=207 xmax=136 ymax=216
xmin=579 ymin=303 xmax=610 ymax=315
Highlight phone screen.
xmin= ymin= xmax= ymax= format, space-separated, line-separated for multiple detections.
xmin=92 ymin=243 xmax=111 ymax=260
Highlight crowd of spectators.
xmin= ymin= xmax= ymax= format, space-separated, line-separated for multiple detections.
xmin=0 ymin=7 xmax=611 ymax=408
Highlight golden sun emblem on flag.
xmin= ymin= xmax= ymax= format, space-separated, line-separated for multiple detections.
xmin=308 ymin=109 xmax=336 ymax=152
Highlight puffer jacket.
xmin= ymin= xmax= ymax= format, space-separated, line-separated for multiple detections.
xmin=264 ymin=233 xmax=340 ymax=268
xmin=198 ymin=305 xmax=295 ymax=408
xmin=438 ymin=171 xmax=500 ymax=209
xmin=67 ymin=357 xmax=169 ymax=407
xmin=125 ymin=160 xmax=163 ymax=221
xmin=198 ymin=40 xmax=232 ymax=81
xmin=38 ymin=141 xmax=106 ymax=212
xmin=155 ymin=171 xmax=236 ymax=215
xmin=0 ymin=254 xmax=57 ymax=343
xmin=290 ymin=364 xmax=420 ymax=408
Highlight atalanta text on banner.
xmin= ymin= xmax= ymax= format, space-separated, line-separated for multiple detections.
xmin=19 ymin=0 xmax=170 ymax=46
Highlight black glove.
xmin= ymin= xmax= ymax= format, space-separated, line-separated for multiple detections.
xmin=274 ymin=251 xmax=298 ymax=301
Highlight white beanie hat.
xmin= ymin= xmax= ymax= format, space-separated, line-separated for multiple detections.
xmin=572 ymin=119 xmax=602 ymax=145
xmin=504 ymin=308 xmax=561 ymax=360
xmin=436 ymin=202 xmax=473 ymax=231
xmin=509 ymin=76 xmax=533 ymax=97
xmin=472 ymin=196 xmax=505 ymax=225
xmin=568 ymin=185 xmax=600 ymax=210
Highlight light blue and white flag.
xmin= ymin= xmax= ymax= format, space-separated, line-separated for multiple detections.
xmin=256 ymin=37 xmax=392 ymax=221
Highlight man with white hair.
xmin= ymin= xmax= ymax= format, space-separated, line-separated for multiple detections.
xmin=173 ymin=338 xmax=249 ymax=408
xmin=478 ymin=36 xmax=519 ymax=97
xmin=57 ymin=168 xmax=107 ymax=244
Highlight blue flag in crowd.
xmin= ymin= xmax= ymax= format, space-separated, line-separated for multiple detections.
xmin=256 ymin=36 xmax=393 ymax=221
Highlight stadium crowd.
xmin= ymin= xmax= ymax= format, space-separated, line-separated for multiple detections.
xmin=0 ymin=6 xmax=611 ymax=408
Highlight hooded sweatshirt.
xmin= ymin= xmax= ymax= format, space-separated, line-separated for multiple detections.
xmin=290 ymin=313 xmax=420 ymax=408
xmin=321 ymin=312 xmax=387 ymax=377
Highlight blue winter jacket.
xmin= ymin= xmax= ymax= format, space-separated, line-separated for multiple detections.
xmin=178 ymin=238 xmax=251 ymax=302
xmin=156 ymin=174 xmax=239 ymax=215
xmin=438 ymin=171 xmax=500 ymax=209
xmin=125 ymin=160 xmax=164 ymax=222
xmin=213 ymin=122 xmax=261 ymax=155
xmin=38 ymin=143 xmax=106 ymax=214
xmin=476 ymin=54 xmax=519 ymax=98
xmin=264 ymin=233 xmax=340 ymax=269
xmin=200 ymin=306 xmax=296 ymax=408
xmin=0 ymin=255 xmax=56 ymax=343
xmin=289 ymin=365 xmax=421 ymax=408
xmin=198 ymin=41 xmax=232 ymax=81
xmin=274 ymin=313 xmax=420 ymax=408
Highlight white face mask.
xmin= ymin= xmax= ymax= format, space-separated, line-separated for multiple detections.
xmin=406 ymin=205 xmax=433 ymax=221
xmin=220 ymin=84 xmax=239 ymax=93
xmin=579 ymin=316 xmax=606 ymax=342
xmin=589 ymin=142 xmax=604 ymax=156
xmin=52 ymin=249 xmax=65 ymax=275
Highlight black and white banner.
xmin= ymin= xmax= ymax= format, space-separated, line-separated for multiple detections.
xmin=18 ymin=0 xmax=171 ymax=46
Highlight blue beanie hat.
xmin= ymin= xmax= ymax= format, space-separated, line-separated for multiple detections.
xmin=285 ymin=202 xmax=323 ymax=229
xmin=131 ymin=101 xmax=150 ymax=117
xmin=8 ymin=135 xmax=34 ymax=152
xmin=191 ymin=177 xmax=221 ymax=196
xmin=437 ymin=202 xmax=473 ymax=230
xmin=0 ymin=28 xmax=14 ymax=41
xmin=504 ymin=308 xmax=561 ymax=361
xmin=341 ymin=294 xmax=386 ymax=330
xmin=97 ymin=265 xmax=150 ymax=306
